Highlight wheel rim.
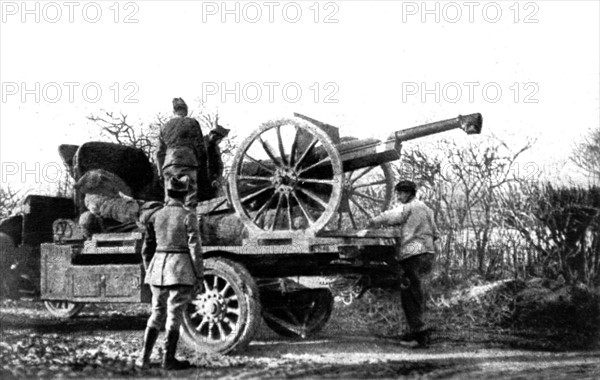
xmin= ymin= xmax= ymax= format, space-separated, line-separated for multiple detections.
xmin=229 ymin=117 xmax=343 ymax=236
xmin=187 ymin=273 xmax=243 ymax=343
xmin=44 ymin=300 xmax=84 ymax=318
xmin=332 ymin=163 xmax=394 ymax=230
xmin=45 ymin=300 xmax=78 ymax=311
xmin=263 ymin=289 xmax=334 ymax=338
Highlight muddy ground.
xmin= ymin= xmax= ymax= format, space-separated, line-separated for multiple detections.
xmin=1 ymin=300 xmax=599 ymax=379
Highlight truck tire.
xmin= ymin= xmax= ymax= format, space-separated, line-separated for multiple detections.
xmin=44 ymin=301 xmax=85 ymax=318
xmin=262 ymin=288 xmax=334 ymax=339
xmin=180 ymin=257 xmax=260 ymax=354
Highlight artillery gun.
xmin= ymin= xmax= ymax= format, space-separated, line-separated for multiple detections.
xmin=220 ymin=112 xmax=482 ymax=237
xmin=0 ymin=112 xmax=482 ymax=355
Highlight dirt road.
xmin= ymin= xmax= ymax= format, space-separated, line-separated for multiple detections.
xmin=1 ymin=300 xmax=599 ymax=379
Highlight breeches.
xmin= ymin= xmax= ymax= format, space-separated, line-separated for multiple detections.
xmin=147 ymin=285 xmax=193 ymax=332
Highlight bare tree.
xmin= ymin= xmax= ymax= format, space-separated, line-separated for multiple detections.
xmin=571 ymin=127 xmax=600 ymax=183
xmin=87 ymin=111 xmax=163 ymax=163
xmin=88 ymin=101 xmax=237 ymax=167
xmin=397 ymin=136 xmax=535 ymax=279
xmin=0 ymin=185 xmax=25 ymax=218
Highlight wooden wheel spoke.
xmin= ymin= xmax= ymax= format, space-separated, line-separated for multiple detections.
xmin=350 ymin=197 xmax=372 ymax=218
xmin=297 ymin=187 xmax=328 ymax=209
xmin=354 ymin=179 xmax=387 ymax=188
xmin=348 ymin=210 xmax=358 ymax=229
xmin=244 ymin=153 xmax=275 ymax=174
xmin=216 ymin=322 xmax=226 ymax=339
xmin=241 ymin=186 xmax=273 ymax=204
xmin=276 ymin=126 xmax=288 ymax=166
xmin=285 ymin=309 xmax=301 ymax=325
xmin=252 ymin=192 xmax=278 ymax=223
xmin=223 ymin=316 xmax=236 ymax=331
xmin=208 ymin=322 xmax=216 ymax=339
xmin=271 ymin=193 xmax=284 ymax=231
xmin=351 ymin=166 xmax=376 ymax=184
xmin=351 ymin=191 xmax=386 ymax=203
xmin=291 ymin=192 xmax=314 ymax=225
xmin=197 ymin=318 xmax=208 ymax=333
xmin=238 ymin=175 xmax=272 ymax=182
xmin=290 ymin=128 xmax=299 ymax=167
xmin=259 ymin=136 xmax=282 ymax=166
xmin=299 ymin=178 xmax=336 ymax=185
xmin=219 ymin=283 xmax=231 ymax=296
xmin=294 ymin=138 xmax=318 ymax=171
xmin=297 ymin=156 xmax=331 ymax=175
xmin=286 ymin=193 xmax=293 ymax=230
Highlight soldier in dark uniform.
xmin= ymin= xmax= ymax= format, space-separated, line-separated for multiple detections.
xmin=136 ymin=175 xmax=203 ymax=370
xmin=156 ymin=98 xmax=210 ymax=206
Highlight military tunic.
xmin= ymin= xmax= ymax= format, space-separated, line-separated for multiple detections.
xmin=140 ymin=199 xmax=203 ymax=331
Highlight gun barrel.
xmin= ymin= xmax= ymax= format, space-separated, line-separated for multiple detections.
xmin=393 ymin=113 xmax=482 ymax=143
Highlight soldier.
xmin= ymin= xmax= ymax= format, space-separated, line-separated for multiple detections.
xmin=367 ymin=180 xmax=440 ymax=348
xmin=137 ymin=175 xmax=203 ymax=370
xmin=156 ymin=98 xmax=210 ymax=206
xmin=204 ymin=123 xmax=230 ymax=198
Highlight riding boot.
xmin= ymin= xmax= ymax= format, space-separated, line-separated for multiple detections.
xmin=136 ymin=327 xmax=159 ymax=369
xmin=162 ymin=330 xmax=191 ymax=370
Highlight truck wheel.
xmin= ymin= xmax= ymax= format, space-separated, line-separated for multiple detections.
xmin=44 ymin=301 xmax=85 ymax=318
xmin=262 ymin=288 xmax=334 ymax=339
xmin=180 ymin=257 xmax=260 ymax=354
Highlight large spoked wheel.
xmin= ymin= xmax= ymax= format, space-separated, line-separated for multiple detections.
xmin=229 ymin=117 xmax=343 ymax=236
xmin=180 ymin=258 xmax=260 ymax=355
xmin=44 ymin=301 xmax=85 ymax=318
xmin=262 ymin=288 xmax=334 ymax=339
xmin=332 ymin=163 xmax=395 ymax=230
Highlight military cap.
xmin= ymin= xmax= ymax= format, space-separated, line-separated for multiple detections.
xmin=172 ymin=97 xmax=188 ymax=113
xmin=212 ymin=124 xmax=230 ymax=138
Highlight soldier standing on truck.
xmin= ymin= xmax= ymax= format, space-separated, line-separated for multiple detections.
xmin=137 ymin=175 xmax=203 ymax=370
xmin=156 ymin=98 xmax=210 ymax=207
xmin=367 ymin=180 xmax=439 ymax=348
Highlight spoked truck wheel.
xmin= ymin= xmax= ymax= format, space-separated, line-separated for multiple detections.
xmin=44 ymin=300 xmax=85 ymax=318
xmin=180 ymin=257 xmax=261 ymax=354
xmin=262 ymin=288 xmax=335 ymax=339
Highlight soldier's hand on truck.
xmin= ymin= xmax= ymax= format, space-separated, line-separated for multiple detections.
xmin=357 ymin=229 xmax=369 ymax=237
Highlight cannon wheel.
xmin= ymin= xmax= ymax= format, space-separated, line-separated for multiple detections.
xmin=262 ymin=289 xmax=334 ymax=339
xmin=334 ymin=163 xmax=395 ymax=230
xmin=44 ymin=301 xmax=85 ymax=318
xmin=229 ymin=117 xmax=343 ymax=236
xmin=180 ymin=257 xmax=260 ymax=355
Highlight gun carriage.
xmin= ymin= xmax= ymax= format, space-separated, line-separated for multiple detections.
xmin=0 ymin=112 xmax=482 ymax=354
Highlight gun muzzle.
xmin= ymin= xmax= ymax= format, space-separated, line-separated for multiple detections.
xmin=393 ymin=113 xmax=483 ymax=143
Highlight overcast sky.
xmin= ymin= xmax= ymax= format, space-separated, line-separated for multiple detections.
xmin=1 ymin=0 xmax=599 ymax=192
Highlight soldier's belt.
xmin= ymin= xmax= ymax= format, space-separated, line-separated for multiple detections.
xmin=156 ymin=248 xmax=189 ymax=254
